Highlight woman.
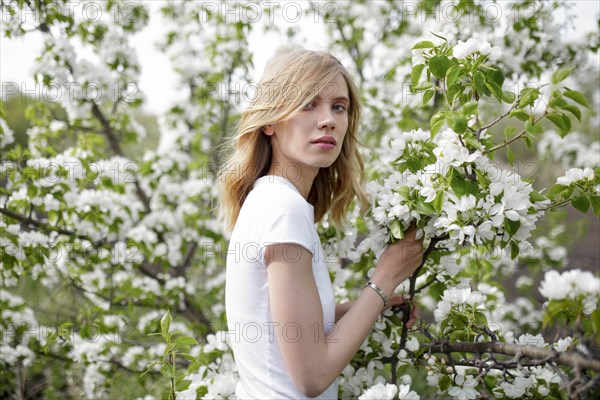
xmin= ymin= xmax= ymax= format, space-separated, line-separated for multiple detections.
xmin=218 ymin=45 xmax=424 ymax=399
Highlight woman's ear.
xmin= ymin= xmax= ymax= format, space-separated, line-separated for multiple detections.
xmin=262 ymin=125 xmax=274 ymax=136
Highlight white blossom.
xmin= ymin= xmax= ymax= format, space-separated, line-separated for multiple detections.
xmin=398 ymin=383 xmax=420 ymax=399
xmin=0 ymin=118 xmax=15 ymax=148
xmin=447 ymin=374 xmax=479 ymax=399
xmin=500 ymin=375 xmax=535 ymax=398
xmin=538 ymin=131 xmax=600 ymax=169
xmin=556 ymin=167 xmax=595 ymax=186
xmin=516 ymin=333 xmax=547 ymax=348
xmin=359 ymin=382 xmax=398 ymax=400
xmin=434 ymin=287 xmax=486 ymax=322
xmin=539 ymin=269 xmax=600 ymax=304
xmin=406 ymin=336 xmax=420 ymax=352
xmin=453 ymin=38 xmax=502 ymax=61
xmin=553 ymin=337 xmax=573 ymax=352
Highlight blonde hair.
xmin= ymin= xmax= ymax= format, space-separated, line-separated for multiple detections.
xmin=217 ymin=45 xmax=369 ymax=231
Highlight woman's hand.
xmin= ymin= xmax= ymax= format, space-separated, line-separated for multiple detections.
xmin=386 ymin=295 xmax=419 ymax=328
xmin=371 ymin=225 xmax=425 ymax=295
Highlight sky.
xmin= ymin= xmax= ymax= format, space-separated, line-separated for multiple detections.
xmin=1 ymin=0 xmax=598 ymax=116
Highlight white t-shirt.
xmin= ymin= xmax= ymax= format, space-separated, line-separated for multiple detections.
xmin=225 ymin=175 xmax=338 ymax=399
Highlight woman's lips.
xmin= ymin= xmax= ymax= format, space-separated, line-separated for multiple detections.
xmin=312 ymin=142 xmax=336 ymax=150
xmin=311 ymin=136 xmax=337 ymax=150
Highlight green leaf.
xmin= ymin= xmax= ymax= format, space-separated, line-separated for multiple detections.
xmin=429 ymin=55 xmax=453 ymax=79
xmin=473 ymin=71 xmax=486 ymax=97
xmin=474 ymin=311 xmax=488 ymax=326
xmin=412 ymin=40 xmax=435 ymax=50
xmin=525 ymin=120 xmax=543 ymax=135
xmin=519 ymin=87 xmax=540 ymax=108
xmin=446 ymin=84 xmax=462 ymax=101
xmin=430 ymin=113 xmax=445 ymax=137
xmin=412 ymin=82 xmax=433 ymax=92
xmin=429 ymin=281 xmax=447 ymax=300
xmin=433 ymin=191 xmax=444 ymax=212
xmin=160 ymin=363 xmax=174 ymax=379
xmin=506 ymin=146 xmax=515 ymax=165
xmin=544 ymin=300 xmax=566 ymax=328
xmin=502 ymin=90 xmax=516 ymax=103
xmin=461 ymin=101 xmax=478 ymax=117
xmin=405 ymin=158 xmax=423 ymax=173
xmin=446 ymin=65 xmax=462 ymax=86
xmin=563 ymin=186 xmax=574 ymax=199
xmin=504 ymin=219 xmax=521 ymax=236
xmin=509 ymin=109 xmax=529 ymax=121
xmin=571 ymin=195 xmax=590 ymax=213
xmin=592 ymin=309 xmax=600 ymax=338
xmin=390 ymin=220 xmax=403 ymax=240
xmin=546 ymin=112 xmax=571 ymax=137
xmin=551 ymin=66 xmax=575 ymax=84
xmin=27 ymin=184 xmax=38 ymax=198
xmin=422 ymin=89 xmax=435 ymax=105
xmin=486 ymin=66 xmax=505 ymax=87
xmin=196 ymin=386 xmax=209 ymax=398
xmin=397 ymin=186 xmax=411 ymax=198
xmin=429 ymin=31 xmax=448 ymax=42
xmin=529 ymin=190 xmax=547 ymax=203
xmin=547 ymin=184 xmax=568 ymax=198
xmin=551 ymin=92 xmax=568 ymax=108
xmin=451 ymin=173 xmax=478 ymax=197
xmin=510 ymin=241 xmax=520 ymax=259
xmin=563 ymin=90 xmax=590 ymax=108
xmin=439 ymin=375 xmax=451 ymax=391
xmin=140 ymin=361 xmax=159 ymax=378
xmin=451 ymin=314 xmax=468 ymax=329
xmin=560 ymin=104 xmax=582 ymax=121
xmin=591 ymin=196 xmax=600 ymax=217
xmin=411 ymin=64 xmax=425 ymax=88
xmin=180 ymin=354 xmax=198 ymax=364
xmin=485 ymin=81 xmax=502 ymax=101
xmin=475 ymin=169 xmax=491 ymax=188
xmin=448 ymin=113 xmax=468 ymax=134
xmin=160 ymin=310 xmax=171 ymax=337
xmin=176 ymin=379 xmax=192 ymax=392
xmin=504 ymin=126 xmax=517 ymax=139
xmin=415 ymin=199 xmax=436 ymax=215
xmin=174 ymin=336 xmax=199 ymax=346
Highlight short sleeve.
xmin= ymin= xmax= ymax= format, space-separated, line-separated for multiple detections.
xmin=257 ymin=206 xmax=317 ymax=266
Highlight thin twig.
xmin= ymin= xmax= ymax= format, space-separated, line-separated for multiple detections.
xmin=477 ymin=97 xmax=521 ymax=134
xmin=483 ymin=112 xmax=548 ymax=154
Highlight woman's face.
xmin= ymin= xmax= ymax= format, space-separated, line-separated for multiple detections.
xmin=264 ymin=73 xmax=350 ymax=178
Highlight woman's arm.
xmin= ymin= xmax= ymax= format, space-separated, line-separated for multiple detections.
xmin=266 ymin=228 xmax=423 ymax=397
xmin=335 ymin=301 xmax=354 ymax=322
xmin=336 ymin=296 xmax=417 ymax=323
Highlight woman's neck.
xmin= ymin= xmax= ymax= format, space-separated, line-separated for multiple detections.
xmin=266 ymin=164 xmax=318 ymax=200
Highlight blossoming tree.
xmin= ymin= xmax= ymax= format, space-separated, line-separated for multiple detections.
xmin=1 ymin=0 xmax=598 ymax=399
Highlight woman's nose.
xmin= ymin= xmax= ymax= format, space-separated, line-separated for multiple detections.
xmin=317 ymin=107 xmax=336 ymax=130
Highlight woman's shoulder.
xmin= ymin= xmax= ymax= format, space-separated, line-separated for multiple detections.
xmin=246 ymin=176 xmax=313 ymax=215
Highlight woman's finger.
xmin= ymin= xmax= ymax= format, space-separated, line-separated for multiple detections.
xmin=406 ymin=302 xmax=419 ymax=328
xmin=387 ymin=295 xmax=407 ymax=305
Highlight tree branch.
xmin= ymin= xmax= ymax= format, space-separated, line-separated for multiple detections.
xmin=38 ymin=350 xmax=153 ymax=375
xmin=0 ymin=206 xmax=112 ymax=246
xmin=399 ymin=235 xmax=446 ymax=348
xmin=476 ymin=97 xmax=521 ymax=137
xmin=430 ymin=342 xmax=600 ymax=372
xmin=483 ymin=112 xmax=547 ymax=154
xmin=89 ymin=103 xmax=151 ymax=214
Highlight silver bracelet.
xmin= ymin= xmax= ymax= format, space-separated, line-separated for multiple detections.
xmin=364 ymin=281 xmax=389 ymax=307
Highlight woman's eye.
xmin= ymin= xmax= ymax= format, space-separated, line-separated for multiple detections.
xmin=333 ymin=104 xmax=347 ymax=112
xmin=303 ymin=101 xmax=316 ymax=110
